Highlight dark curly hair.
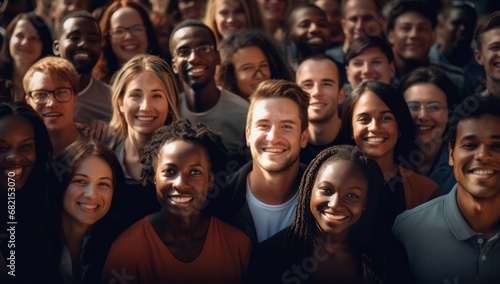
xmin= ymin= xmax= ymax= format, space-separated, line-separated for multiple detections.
xmin=140 ymin=119 xmax=229 ymax=186
xmin=286 ymin=145 xmax=384 ymax=259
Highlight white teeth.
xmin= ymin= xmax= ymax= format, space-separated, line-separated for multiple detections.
xmin=190 ymin=68 xmax=204 ymax=74
xmin=366 ymin=137 xmax=384 ymax=142
xmin=136 ymin=116 xmax=154 ymax=121
xmin=323 ymin=212 xmax=347 ymax=220
xmin=170 ymin=196 xmax=193 ymax=203
xmin=418 ymin=126 xmax=432 ymax=131
xmin=310 ymin=103 xmax=326 ymax=107
xmin=264 ymin=148 xmax=284 ymax=153
xmin=472 ymin=170 xmax=494 ymax=175
xmin=79 ymin=203 xmax=98 ymax=209
xmin=4 ymin=168 xmax=22 ymax=176
xmin=74 ymin=53 xmax=90 ymax=59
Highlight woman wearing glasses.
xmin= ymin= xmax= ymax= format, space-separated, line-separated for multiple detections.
xmin=24 ymin=56 xmax=81 ymax=158
xmin=399 ymin=67 xmax=460 ymax=195
xmin=94 ymin=0 xmax=160 ymax=84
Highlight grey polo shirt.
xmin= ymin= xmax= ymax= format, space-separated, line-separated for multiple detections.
xmin=392 ymin=185 xmax=500 ymax=284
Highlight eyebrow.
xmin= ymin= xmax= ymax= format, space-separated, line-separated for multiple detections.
xmin=0 ymin=137 xmax=34 ymax=143
xmin=356 ymin=110 xmax=392 ymax=116
xmin=73 ymin=173 xmax=113 ymax=181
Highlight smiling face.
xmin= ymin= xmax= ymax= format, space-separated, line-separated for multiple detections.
xmin=171 ymin=26 xmax=220 ymax=90
xmin=9 ymin=19 xmax=43 ymax=67
xmin=403 ymin=83 xmax=448 ymax=145
xmin=155 ymin=140 xmax=214 ymax=217
xmin=352 ymin=91 xmax=398 ymax=163
xmin=178 ymin=0 xmax=205 ymax=21
xmin=246 ymin=97 xmax=308 ymax=173
xmin=310 ymin=160 xmax=368 ymax=242
xmin=475 ymin=28 xmax=500 ymax=86
xmin=62 ymin=156 xmax=114 ymax=229
xmin=118 ymin=72 xmax=169 ymax=138
xmin=0 ymin=116 xmax=36 ymax=191
xmin=388 ymin=11 xmax=435 ymax=63
xmin=346 ymin=47 xmax=395 ymax=88
xmin=232 ymin=46 xmax=270 ymax=98
xmin=54 ymin=17 xmax=101 ymax=75
xmin=110 ymin=7 xmax=148 ymax=65
xmin=314 ymin=0 xmax=342 ymax=40
xmin=25 ymin=72 xmax=77 ymax=133
xmin=288 ymin=7 xmax=330 ymax=55
xmin=341 ymin=0 xmax=382 ymax=43
xmin=450 ymin=114 xmax=500 ymax=202
xmin=296 ymin=58 xmax=345 ymax=124
xmin=215 ymin=0 xmax=248 ymax=39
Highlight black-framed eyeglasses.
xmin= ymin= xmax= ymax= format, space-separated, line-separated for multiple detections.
xmin=109 ymin=25 xmax=146 ymax=39
xmin=27 ymin=88 xmax=73 ymax=104
xmin=174 ymin=44 xmax=214 ymax=58
xmin=407 ymin=102 xmax=447 ymax=113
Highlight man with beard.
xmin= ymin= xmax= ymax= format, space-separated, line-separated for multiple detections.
xmin=392 ymin=95 xmax=500 ymax=283
xmin=296 ymin=54 xmax=347 ymax=165
xmin=169 ymin=20 xmax=249 ymax=163
xmin=53 ymin=11 xmax=112 ymax=125
xmin=209 ymin=79 xmax=309 ymax=244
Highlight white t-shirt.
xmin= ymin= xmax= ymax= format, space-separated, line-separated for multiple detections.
xmin=246 ymin=178 xmax=298 ymax=243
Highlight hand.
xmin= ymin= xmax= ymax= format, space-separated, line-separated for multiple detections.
xmin=89 ymin=119 xmax=109 ymax=143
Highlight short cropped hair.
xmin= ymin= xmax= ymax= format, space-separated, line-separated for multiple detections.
xmin=344 ymin=36 xmax=394 ymax=65
xmin=299 ymin=53 xmax=345 ymax=90
xmin=474 ymin=10 xmax=500 ymax=51
xmin=23 ymin=56 xmax=79 ymax=94
xmin=386 ymin=0 xmax=437 ymax=32
xmin=57 ymin=11 xmax=100 ymax=38
xmin=247 ymin=79 xmax=309 ymax=132
xmin=169 ymin=19 xmax=218 ymax=54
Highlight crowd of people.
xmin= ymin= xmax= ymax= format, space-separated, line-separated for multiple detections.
xmin=0 ymin=0 xmax=499 ymax=283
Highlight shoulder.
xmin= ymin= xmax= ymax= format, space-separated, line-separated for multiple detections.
xmin=392 ymin=195 xmax=446 ymax=233
xmin=112 ymin=216 xmax=152 ymax=246
xmin=219 ymin=89 xmax=250 ymax=109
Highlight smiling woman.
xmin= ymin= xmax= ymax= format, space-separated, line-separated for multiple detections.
xmin=102 ymin=119 xmax=252 ymax=283
xmin=42 ymin=137 xmax=125 ymax=283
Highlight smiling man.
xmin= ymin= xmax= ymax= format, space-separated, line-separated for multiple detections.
xmin=475 ymin=11 xmax=500 ymax=97
xmin=170 ymin=20 xmax=249 ymax=163
xmin=210 ymin=79 xmax=309 ymax=244
xmin=296 ymin=54 xmax=346 ymax=165
xmin=393 ymin=95 xmax=500 ymax=283
xmin=53 ymin=11 xmax=111 ymax=125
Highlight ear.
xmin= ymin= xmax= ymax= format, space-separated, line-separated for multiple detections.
xmin=448 ymin=143 xmax=454 ymax=166
xmin=337 ymin=86 xmax=346 ymax=105
xmin=387 ymin=30 xmax=395 ymax=45
xmin=389 ymin=61 xmax=396 ymax=78
xmin=53 ymin=40 xmax=60 ymax=56
xmin=118 ymin=97 xmax=124 ymax=113
xmin=341 ymin=18 xmax=348 ymax=35
xmin=245 ymin=126 xmax=251 ymax=147
xmin=171 ymin=58 xmax=178 ymax=74
xmin=300 ymin=127 xmax=309 ymax=148
xmin=474 ymin=49 xmax=484 ymax=66
xmin=208 ymin=174 xmax=215 ymax=191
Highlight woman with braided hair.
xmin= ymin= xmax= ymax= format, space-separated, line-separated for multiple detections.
xmin=102 ymin=119 xmax=252 ymax=283
xmin=250 ymin=145 xmax=386 ymax=283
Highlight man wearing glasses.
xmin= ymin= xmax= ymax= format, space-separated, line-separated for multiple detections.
xmin=24 ymin=56 xmax=81 ymax=158
xmin=170 ymin=20 xmax=250 ymax=166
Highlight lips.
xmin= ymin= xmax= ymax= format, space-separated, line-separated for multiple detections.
xmin=43 ymin=112 xmax=62 ymax=118
xmin=188 ymin=66 xmax=207 ymax=76
xmin=136 ymin=116 xmax=155 ymax=122
xmin=364 ymin=137 xmax=385 ymax=143
xmin=78 ymin=202 xmax=99 ymax=211
xmin=73 ymin=51 xmax=92 ymax=60
xmin=263 ymin=147 xmax=285 ymax=153
xmin=309 ymin=102 xmax=326 ymax=108
xmin=323 ymin=211 xmax=348 ymax=221
xmin=169 ymin=195 xmax=194 ymax=203
xmin=307 ymin=37 xmax=324 ymax=44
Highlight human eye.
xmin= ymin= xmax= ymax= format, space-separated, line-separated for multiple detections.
xmin=351 ymin=60 xmax=363 ymax=67
xmin=357 ymin=116 xmax=370 ymax=124
xmin=301 ymin=82 xmax=313 ymax=89
xmin=380 ymin=115 xmax=394 ymax=122
xmin=346 ymin=192 xmax=359 ymax=199
xmin=20 ymin=143 xmax=34 ymax=151
xmin=32 ymin=91 xmax=48 ymax=101
xmin=406 ymin=102 xmax=420 ymax=112
xmin=427 ymin=103 xmax=443 ymax=112
xmin=256 ymin=122 xmax=270 ymax=129
xmin=198 ymin=45 xmax=212 ymax=53
xmin=111 ymin=28 xmax=125 ymax=37
xmin=99 ymin=181 xmax=112 ymax=188
xmin=152 ymin=93 xmax=164 ymax=99
xmin=299 ymin=20 xmax=311 ymax=28
xmin=282 ymin=124 xmax=294 ymax=130
xmin=319 ymin=187 xmax=332 ymax=195
xmin=131 ymin=25 xmax=145 ymax=34
xmin=0 ymin=145 xmax=8 ymax=152
xmin=240 ymin=65 xmax=254 ymax=72
xmin=176 ymin=48 xmax=190 ymax=57
xmin=400 ymin=25 xmax=411 ymax=32
xmin=71 ymin=178 xmax=86 ymax=184
xmin=162 ymin=168 xmax=176 ymax=176
xmin=317 ymin=20 xmax=328 ymax=28
xmin=128 ymin=92 xmax=141 ymax=99
xmin=218 ymin=8 xmax=229 ymax=16
xmin=190 ymin=169 xmax=202 ymax=175
xmin=491 ymin=142 xmax=500 ymax=150
xmin=461 ymin=142 xmax=477 ymax=150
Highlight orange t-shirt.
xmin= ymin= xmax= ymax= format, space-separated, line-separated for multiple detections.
xmin=102 ymin=216 xmax=252 ymax=283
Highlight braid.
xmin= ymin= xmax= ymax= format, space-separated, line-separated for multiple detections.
xmin=286 ymin=145 xmax=384 ymax=259
xmin=140 ymin=119 xmax=229 ymax=186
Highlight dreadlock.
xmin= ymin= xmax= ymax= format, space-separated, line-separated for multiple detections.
xmin=140 ymin=119 xmax=229 ymax=186
xmin=286 ymin=144 xmax=384 ymax=260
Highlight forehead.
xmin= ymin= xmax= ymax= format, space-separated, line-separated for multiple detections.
xmin=13 ymin=19 xmax=36 ymax=33
xmin=478 ymin=28 xmax=500 ymax=48
xmin=0 ymin=115 xmax=34 ymax=138
xmin=447 ymin=8 xmax=473 ymax=22
xmin=297 ymin=59 xmax=339 ymax=81
xmin=172 ymin=26 xmax=214 ymax=48
xmin=455 ymin=114 xmax=500 ymax=140
xmin=292 ymin=8 xmax=326 ymax=23
xmin=232 ymin=46 xmax=267 ymax=62
xmin=395 ymin=11 xmax=432 ymax=26
xmin=27 ymin=71 xmax=70 ymax=90
xmin=216 ymin=0 xmax=243 ymax=8
xmin=403 ymin=83 xmax=447 ymax=103
xmin=158 ymin=140 xmax=210 ymax=163
xmin=110 ymin=7 xmax=143 ymax=26
xmin=62 ymin=17 xmax=100 ymax=34
xmin=344 ymin=0 xmax=378 ymax=16
xmin=354 ymin=91 xmax=389 ymax=112
xmin=251 ymin=97 xmax=301 ymax=120
xmin=355 ymin=46 xmax=387 ymax=59
xmin=316 ymin=160 xmax=368 ymax=187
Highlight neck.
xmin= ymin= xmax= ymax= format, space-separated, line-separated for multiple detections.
xmin=456 ymin=187 xmax=500 ymax=240
xmin=125 ymin=131 xmax=151 ymax=156
xmin=248 ymin=161 xmax=300 ymax=205
xmin=394 ymin=54 xmax=428 ymax=77
xmin=151 ymin=209 xmax=208 ymax=241
xmin=78 ymin=73 xmax=92 ymax=92
xmin=486 ymin=78 xmax=500 ymax=97
xmin=342 ymin=40 xmax=350 ymax=53
xmin=264 ymin=20 xmax=280 ymax=38
xmin=440 ymin=44 xmax=471 ymax=66
xmin=61 ymin=213 xmax=91 ymax=261
xmin=50 ymin=126 xmax=80 ymax=158
xmin=182 ymin=81 xmax=220 ymax=112
xmin=308 ymin=116 xmax=341 ymax=146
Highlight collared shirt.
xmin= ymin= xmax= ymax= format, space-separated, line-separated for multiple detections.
xmin=393 ymin=185 xmax=500 ymax=283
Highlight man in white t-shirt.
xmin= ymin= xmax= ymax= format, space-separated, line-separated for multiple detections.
xmin=209 ymin=79 xmax=309 ymax=244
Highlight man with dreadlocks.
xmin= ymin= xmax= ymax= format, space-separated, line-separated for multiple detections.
xmin=209 ymin=79 xmax=309 ymax=245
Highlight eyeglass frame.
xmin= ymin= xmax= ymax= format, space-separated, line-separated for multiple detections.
xmin=27 ymin=88 xmax=74 ymax=105
xmin=174 ymin=44 xmax=215 ymax=58
xmin=109 ymin=25 xmax=147 ymax=39
xmin=406 ymin=102 xmax=448 ymax=113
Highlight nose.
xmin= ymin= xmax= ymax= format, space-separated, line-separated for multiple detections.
xmin=45 ymin=93 xmax=58 ymax=107
xmin=475 ymin=144 xmax=493 ymax=162
xmin=408 ymin=27 xmax=418 ymax=38
xmin=416 ymin=106 xmax=429 ymax=119
xmin=83 ymin=183 xmax=98 ymax=199
xmin=139 ymin=96 xmax=152 ymax=111
xmin=327 ymin=193 xmax=341 ymax=208
xmin=266 ymin=125 xmax=280 ymax=142
xmin=355 ymin=19 xmax=363 ymax=31
xmin=310 ymin=83 xmax=321 ymax=98
xmin=173 ymin=173 xmax=189 ymax=190
xmin=309 ymin=23 xmax=319 ymax=34
xmin=368 ymin=118 xmax=380 ymax=131
xmin=361 ymin=62 xmax=372 ymax=74
xmin=5 ymin=149 xmax=23 ymax=164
